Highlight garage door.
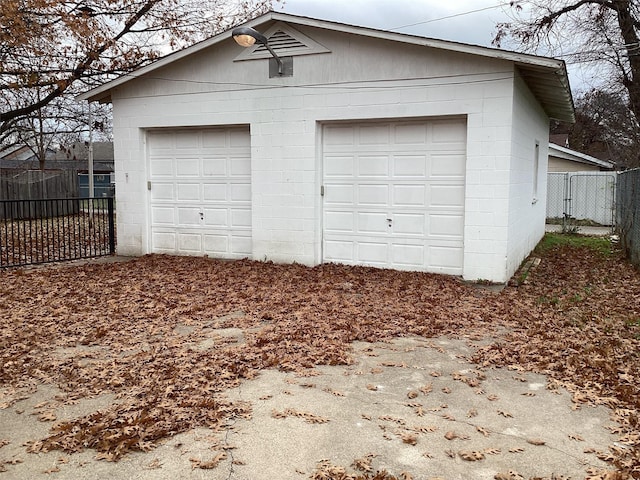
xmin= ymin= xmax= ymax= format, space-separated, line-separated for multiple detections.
xmin=148 ymin=127 xmax=251 ymax=258
xmin=322 ymin=119 xmax=466 ymax=275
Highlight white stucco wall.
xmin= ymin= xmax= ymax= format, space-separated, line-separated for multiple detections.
xmin=109 ymin=21 xmax=533 ymax=282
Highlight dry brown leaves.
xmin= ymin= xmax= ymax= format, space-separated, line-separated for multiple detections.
xmin=0 ymin=240 xmax=639 ymax=477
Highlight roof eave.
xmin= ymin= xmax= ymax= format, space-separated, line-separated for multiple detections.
xmin=76 ymin=11 xmax=575 ymax=123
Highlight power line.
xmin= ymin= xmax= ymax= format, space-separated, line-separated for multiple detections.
xmin=388 ymin=2 xmax=513 ymax=31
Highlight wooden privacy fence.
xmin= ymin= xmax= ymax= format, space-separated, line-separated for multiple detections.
xmin=0 ymin=169 xmax=78 ymax=204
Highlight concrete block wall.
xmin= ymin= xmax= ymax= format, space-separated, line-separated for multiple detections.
xmin=504 ymin=74 xmax=550 ymax=280
xmin=110 ymin=24 xmax=531 ymax=282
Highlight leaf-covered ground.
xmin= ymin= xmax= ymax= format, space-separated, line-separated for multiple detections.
xmin=0 ymin=234 xmax=638 ymax=478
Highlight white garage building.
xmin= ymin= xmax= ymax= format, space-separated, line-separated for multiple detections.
xmin=79 ymin=11 xmax=574 ymax=283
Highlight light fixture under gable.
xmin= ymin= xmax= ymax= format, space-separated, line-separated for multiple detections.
xmin=233 ymin=22 xmax=330 ymax=76
xmin=232 ymin=26 xmax=292 ymax=77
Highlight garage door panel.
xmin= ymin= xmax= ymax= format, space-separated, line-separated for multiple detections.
xmin=231 ymin=208 xmax=251 ymax=228
xmin=324 ymin=126 xmax=355 ymax=146
xmin=324 ymin=184 xmax=354 ymax=205
xmin=358 ymin=156 xmax=388 ymax=176
xmin=202 ymin=129 xmax=228 ymax=148
xmin=359 ymin=125 xmax=390 ymax=145
xmin=231 ymin=157 xmax=251 ymax=176
xmin=174 ymin=131 xmax=201 ymax=148
xmin=176 ymin=158 xmax=200 ymax=176
xmin=392 ymin=213 xmax=425 ymax=235
xmin=151 ymin=183 xmax=175 ymax=201
xmin=357 ymin=212 xmax=388 ymax=234
xmin=394 ymin=124 xmax=427 ymax=144
xmin=391 ymin=244 xmax=424 ymax=266
xmin=323 ymin=119 xmax=466 ymax=275
xmin=177 ymin=207 xmax=201 ymax=226
xmin=203 ymin=208 xmax=227 ymax=227
xmin=393 ymin=155 xmax=427 ymax=177
xmin=432 ymin=120 xmax=467 ymax=143
xmin=176 ymin=183 xmax=201 ymax=201
xmin=428 ymin=185 xmax=465 ymax=208
xmin=152 ymin=231 xmax=176 ymax=250
xmin=358 ymin=184 xmax=388 ymax=206
xmin=149 ymin=132 xmax=175 ymax=149
xmin=151 ymin=207 xmax=175 ymax=225
xmin=178 ymin=232 xmax=202 ymax=252
xmin=324 ymin=240 xmax=355 ymax=262
xmin=230 ymin=183 xmax=251 ymax=202
xmin=325 ymin=155 xmax=354 ymax=176
xmin=357 ymin=241 xmax=388 ymax=264
xmin=148 ymin=127 xmax=251 ymax=258
xmin=430 ymin=153 xmax=466 ymax=177
xmin=203 ymin=234 xmax=228 ymax=253
xmin=429 ymin=214 xmax=464 ymax=237
xmin=230 ymin=235 xmax=252 ymax=256
xmin=392 ymin=185 xmax=426 ymax=207
xmin=202 ymin=158 xmax=227 ymax=176
xmin=429 ymin=245 xmax=463 ymax=269
xmin=325 ymin=211 xmax=354 ymax=232
xmin=150 ymin=158 xmax=174 ymax=177
xmin=228 ymin=129 xmax=251 ymax=148
xmin=203 ymin=184 xmax=228 ymax=202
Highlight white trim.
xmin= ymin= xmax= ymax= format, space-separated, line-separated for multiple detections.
xmin=549 ymin=143 xmax=614 ymax=169
xmin=76 ymin=11 xmax=574 ymax=123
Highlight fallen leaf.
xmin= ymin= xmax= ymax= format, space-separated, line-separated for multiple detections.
xmin=526 ymin=438 xmax=546 ymax=446
xmin=459 ymin=450 xmax=485 ymax=461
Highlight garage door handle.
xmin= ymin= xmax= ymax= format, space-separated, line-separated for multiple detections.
xmin=386 ymin=218 xmax=392 ymax=224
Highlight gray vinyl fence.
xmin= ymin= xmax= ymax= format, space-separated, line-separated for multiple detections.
xmin=616 ymin=168 xmax=640 ymax=268
xmin=546 ymin=172 xmax=616 ymax=228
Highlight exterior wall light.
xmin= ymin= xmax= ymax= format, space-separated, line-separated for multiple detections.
xmin=232 ymin=26 xmax=292 ymax=77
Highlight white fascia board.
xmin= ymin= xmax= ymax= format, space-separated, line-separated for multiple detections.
xmin=549 ymin=143 xmax=614 ymax=169
xmin=76 ymin=13 xmax=280 ymax=102
xmin=77 ymin=10 xmax=567 ymax=103
xmin=268 ymin=12 xmax=565 ymax=70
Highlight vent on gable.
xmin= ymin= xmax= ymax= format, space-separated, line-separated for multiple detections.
xmin=233 ymin=22 xmax=330 ymax=62
xmin=254 ymin=30 xmax=306 ymax=54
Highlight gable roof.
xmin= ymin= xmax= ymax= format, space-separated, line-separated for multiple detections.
xmin=77 ymin=11 xmax=575 ymax=123
xmin=549 ymin=143 xmax=614 ymax=170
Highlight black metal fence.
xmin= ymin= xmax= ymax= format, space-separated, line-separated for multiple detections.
xmin=0 ymin=197 xmax=115 ymax=268
xmin=616 ymin=168 xmax=640 ymax=268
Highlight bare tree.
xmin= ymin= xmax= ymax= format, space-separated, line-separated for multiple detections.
xmin=495 ymin=1 xmax=640 ymax=123
xmin=1 ymin=0 xmax=277 ymax=159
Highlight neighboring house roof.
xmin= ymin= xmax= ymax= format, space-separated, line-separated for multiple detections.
xmin=0 ymin=143 xmax=114 ymax=173
xmin=549 ymin=143 xmax=614 ymax=170
xmin=0 ymin=145 xmax=57 ymax=169
xmin=56 ymin=142 xmax=114 ymax=163
xmin=77 ymin=11 xmax=575 ymax=123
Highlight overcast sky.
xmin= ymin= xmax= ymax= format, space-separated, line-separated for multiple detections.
xmin=278 ymin=0 xmax=513 ymax=48
xmin=275 ymin=0 xmax=589 ymax=94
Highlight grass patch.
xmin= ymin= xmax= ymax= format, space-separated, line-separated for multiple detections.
xmin=535 ymin=233 xmax=613 ymax=256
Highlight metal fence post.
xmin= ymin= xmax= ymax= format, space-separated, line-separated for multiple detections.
xmin=108 ymin=196 xmax=116 ymax=255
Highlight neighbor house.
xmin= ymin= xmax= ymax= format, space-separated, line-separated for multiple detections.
xmin=78 ymin=11 xmax=575 ymax=283
xmin=548 ymin=143 xmax=614 ymax=172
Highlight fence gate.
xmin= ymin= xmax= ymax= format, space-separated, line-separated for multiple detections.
xmin=546 ymin=172 xmax=616 ymax=231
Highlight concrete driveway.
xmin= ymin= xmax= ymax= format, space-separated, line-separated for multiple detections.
xmin=1 ymin=335 xmax=617 ymax=479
